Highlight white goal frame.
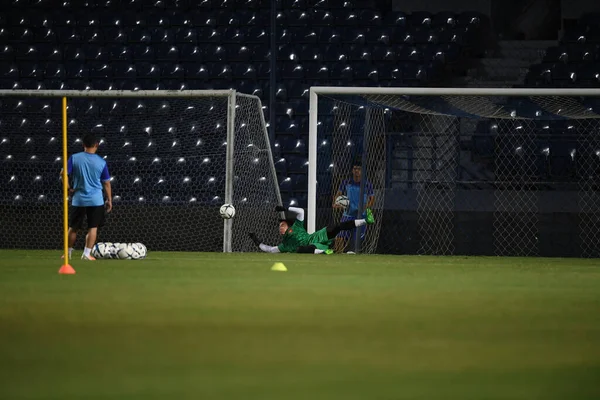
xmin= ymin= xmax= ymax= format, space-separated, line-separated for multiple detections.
xmin=308 ymin=86 xmax=600 ymax=233
xmin=0 ymin=89 xmax=281 ymax=253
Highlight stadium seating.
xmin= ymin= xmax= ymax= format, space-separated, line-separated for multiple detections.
xmin=0 ymin=1 xmax=512 ymax=207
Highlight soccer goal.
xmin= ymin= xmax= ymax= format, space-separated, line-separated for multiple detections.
xmin=308 ymin=87 xmax=600 ymax=257
xmin=0 ymin=89 xmax=281 ymax=253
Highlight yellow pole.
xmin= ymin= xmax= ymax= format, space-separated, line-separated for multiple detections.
xmin=62 ymin=97 xmax=69 ymax=264
xmin=59 ymin=96 xmax=75 ymax=274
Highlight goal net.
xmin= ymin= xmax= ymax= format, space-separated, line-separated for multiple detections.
xmin=0 ymin=90 xmax=281 ymax=253
xmin=308 ymin=87 xmax=600 ymax=257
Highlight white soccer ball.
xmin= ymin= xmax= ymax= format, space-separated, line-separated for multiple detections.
xmin=116 ymin=243 xmax=134 ymax=260
xmin=92 ymin=242 xmax=113 ymax=259
xmin=130 ymin=242 xmax=147 ymax=259
xmin=220 ymin=203 xmax=235 ymax=219
xmin=335 ymin=195 xmax=350 ymax=208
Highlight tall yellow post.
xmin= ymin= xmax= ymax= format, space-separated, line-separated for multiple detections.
xmin=59 ymin=97 xmax=75 ymax=275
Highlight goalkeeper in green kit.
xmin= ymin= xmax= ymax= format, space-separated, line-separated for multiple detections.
xmin=248 ymin=205 xmax=374 ymax=254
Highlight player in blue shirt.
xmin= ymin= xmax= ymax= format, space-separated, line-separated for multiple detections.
xmin=333 ymin=159 xmax=375 ymax=253
xmin=61 ymin=133 xmax=112 ymax=261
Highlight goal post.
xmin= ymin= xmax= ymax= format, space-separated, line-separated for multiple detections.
xmin=308 ymin=86 xmax=600 ymax=257
xmin=0 ymin=89 xmax=281 ymax=253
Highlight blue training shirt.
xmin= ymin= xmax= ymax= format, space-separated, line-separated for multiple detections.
xmin=338 ymin=178 xmax=374 ymax=218
xmin=67 ymin=152 xmax=110 ymax=207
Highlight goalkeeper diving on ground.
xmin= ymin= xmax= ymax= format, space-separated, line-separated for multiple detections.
xmin=248 ymin=205 xmax=375 ymax=254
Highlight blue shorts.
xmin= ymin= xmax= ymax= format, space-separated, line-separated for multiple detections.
xmin=336 ymin=214 xmax=366 ymax=240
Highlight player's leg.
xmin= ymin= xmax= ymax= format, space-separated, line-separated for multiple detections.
xmin=81 ymin=206 xmax=105 ymax=260
xmin=297 ymin=244 xmax=333 ymax=254
xmin=332 ymin=210 xmax=373 ymax=252
xmin=333 ymin=236 xmax=347 ymax=253
xmin=334 ymin=215 xmax=353 ymax=253
xmin=62 ymin=207 xmax=85 ymax=259
xmin=83 ymin=229 xmax=97 ymax=260
xmin=326 ymin=214 xmax=374 ymax=240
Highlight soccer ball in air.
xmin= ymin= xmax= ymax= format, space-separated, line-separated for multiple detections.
xmin=335 ymin=195 xmax=350 ymax=208
xmin=220 ymin=203 xmax=236 ymax=219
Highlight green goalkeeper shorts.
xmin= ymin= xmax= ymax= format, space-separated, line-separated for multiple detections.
xmin=308 ymin=227 xmax=333 ymax=250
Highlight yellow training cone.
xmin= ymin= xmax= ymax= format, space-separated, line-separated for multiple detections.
xmin=271 ymin=262 xmax=287 ymax=272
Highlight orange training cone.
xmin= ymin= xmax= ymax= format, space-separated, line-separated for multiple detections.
xmin=59 ymin=264 xmax=76 ymax=275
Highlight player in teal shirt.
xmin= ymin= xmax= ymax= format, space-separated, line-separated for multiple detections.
xmin=249 ymin=205 xmax=375 ymax=254
xmin=61 ymin=133 xmax=112 ymax=261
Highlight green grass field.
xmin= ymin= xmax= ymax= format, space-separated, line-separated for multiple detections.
xmin=1 ymin=250 xmax=599 ymax=399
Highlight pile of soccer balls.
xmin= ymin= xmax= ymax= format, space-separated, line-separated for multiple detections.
xmin=92 ymin=242 xmax=147 ymax=260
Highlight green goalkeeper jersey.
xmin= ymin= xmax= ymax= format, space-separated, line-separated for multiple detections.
xmin=277 ymin=220 xmax=333 ymax=253
xmin=277 ymin=219 xmax=310 ymax=253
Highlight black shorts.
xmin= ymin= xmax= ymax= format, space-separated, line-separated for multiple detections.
xmin=69 ymin=206 xmax=106 ymax=230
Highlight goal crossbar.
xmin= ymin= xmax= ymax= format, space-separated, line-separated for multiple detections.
xmin=0 ymin=89 xmax=235 ymax=98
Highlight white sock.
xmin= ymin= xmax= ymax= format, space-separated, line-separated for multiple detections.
xmin=355 ymin=219 xmax=366 ymax=227
xmin=83 ymin=247 xmax=92 ymax=257
xmin=314 ymin=249 xmax=325 ymax=254
xmin=68 ymin=247 xmax=73 ymax=257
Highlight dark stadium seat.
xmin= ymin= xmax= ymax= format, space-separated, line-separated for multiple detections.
xmin=320 ymin=27 xmax=342 ymax=44
xmin=175 ymin=27 xmax=197 ymax=43
xmin=85 ymin=45 xmax=108 ymax=62
xmin=132 ymin=44 xmax=155 ymax=61
xmin=281 ymin=62 xmax=304 ymax=79
xmin=113 ymin=62 xmax=137 ymax=79
xmin=0 ymin=64 xmax=19 ymax=79
xmin=15 ymin=45 xmax=39 ymax=61
xmin=179 ymin=44 xmax=203 ymax=61
xmin=106 ymin=44 xmax=133 ymax=62
xmin=35 ymin=44 xmax=61 ymax=62
xmin=89 ymin=62 xmax=112 ymax=79
xmin=232 ymin=63 xmax=257 ymax=79
xmin=237 ymin=80 xmax=263 ymax=97
xmin=246 ymin=27 xmax=268 ymax=43
xmin=577 ymin=64 xmax=600 ymax=87
xmin=0 ymin=44 xmax=15 ymax=62
xmin=83 ymin=28 xmax=105 ymax=44
xmin=304 ymin=62 xmax=329 ymax=80
xmin=383 ymin=11 xmax=407 ymax=28
xmin=286 ymin=155 xmax=308 ymax=173
xmin=238 ymin=10 xmax=264 ymax=26
xmin=151 ymin=27 xmax=174 ymax=44
xmin=223 ymin=27 xmax=244 ymax=43
xmin=185 ymin=63 xmax=210 ymax=80
xmin=44 ymin=62 xmax=64 ymax=79
xmin=146 ymin=13 xmax=170 ymax=27
xmin=286 ymin=9 xmax=311 ymax=26
xmin=20 ymin=63 xmax=43 ymax=79
xmin=204 ymin=44 xmax=228 ymax=61
xmin=366 ymin=28 xmax=391 ymax=45
xmin=331 ymin=63 xmax=354 ymax=81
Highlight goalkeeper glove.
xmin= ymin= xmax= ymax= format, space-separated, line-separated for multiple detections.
xmin=248 ymin=232 xmax=261 ymax=247
xmin=275 ymin=205 xmax=287 ymax=212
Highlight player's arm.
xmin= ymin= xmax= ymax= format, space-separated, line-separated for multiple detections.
xmin=366 ymin=181 xmax=375 ymax=209
xmin=275 ymin=205 xmax=304 ymax=221
xmin=248 ymin=232 xmax=281 ymax=253
xmin=366 ymin=195 xmax=375 ymax=208
xmin=60 ymin=157 xmax=75 ymax=194
xmin=333 ymin=179 xmax=347 ymax=209
xmin=101 ymin=163 xmax=112 ymax=213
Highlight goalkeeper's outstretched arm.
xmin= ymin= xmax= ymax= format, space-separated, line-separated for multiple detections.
xmin=248 ymin=232 xmax=281 ymax=253
xmin=275 ymin=205 xmax=304 ymax=221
